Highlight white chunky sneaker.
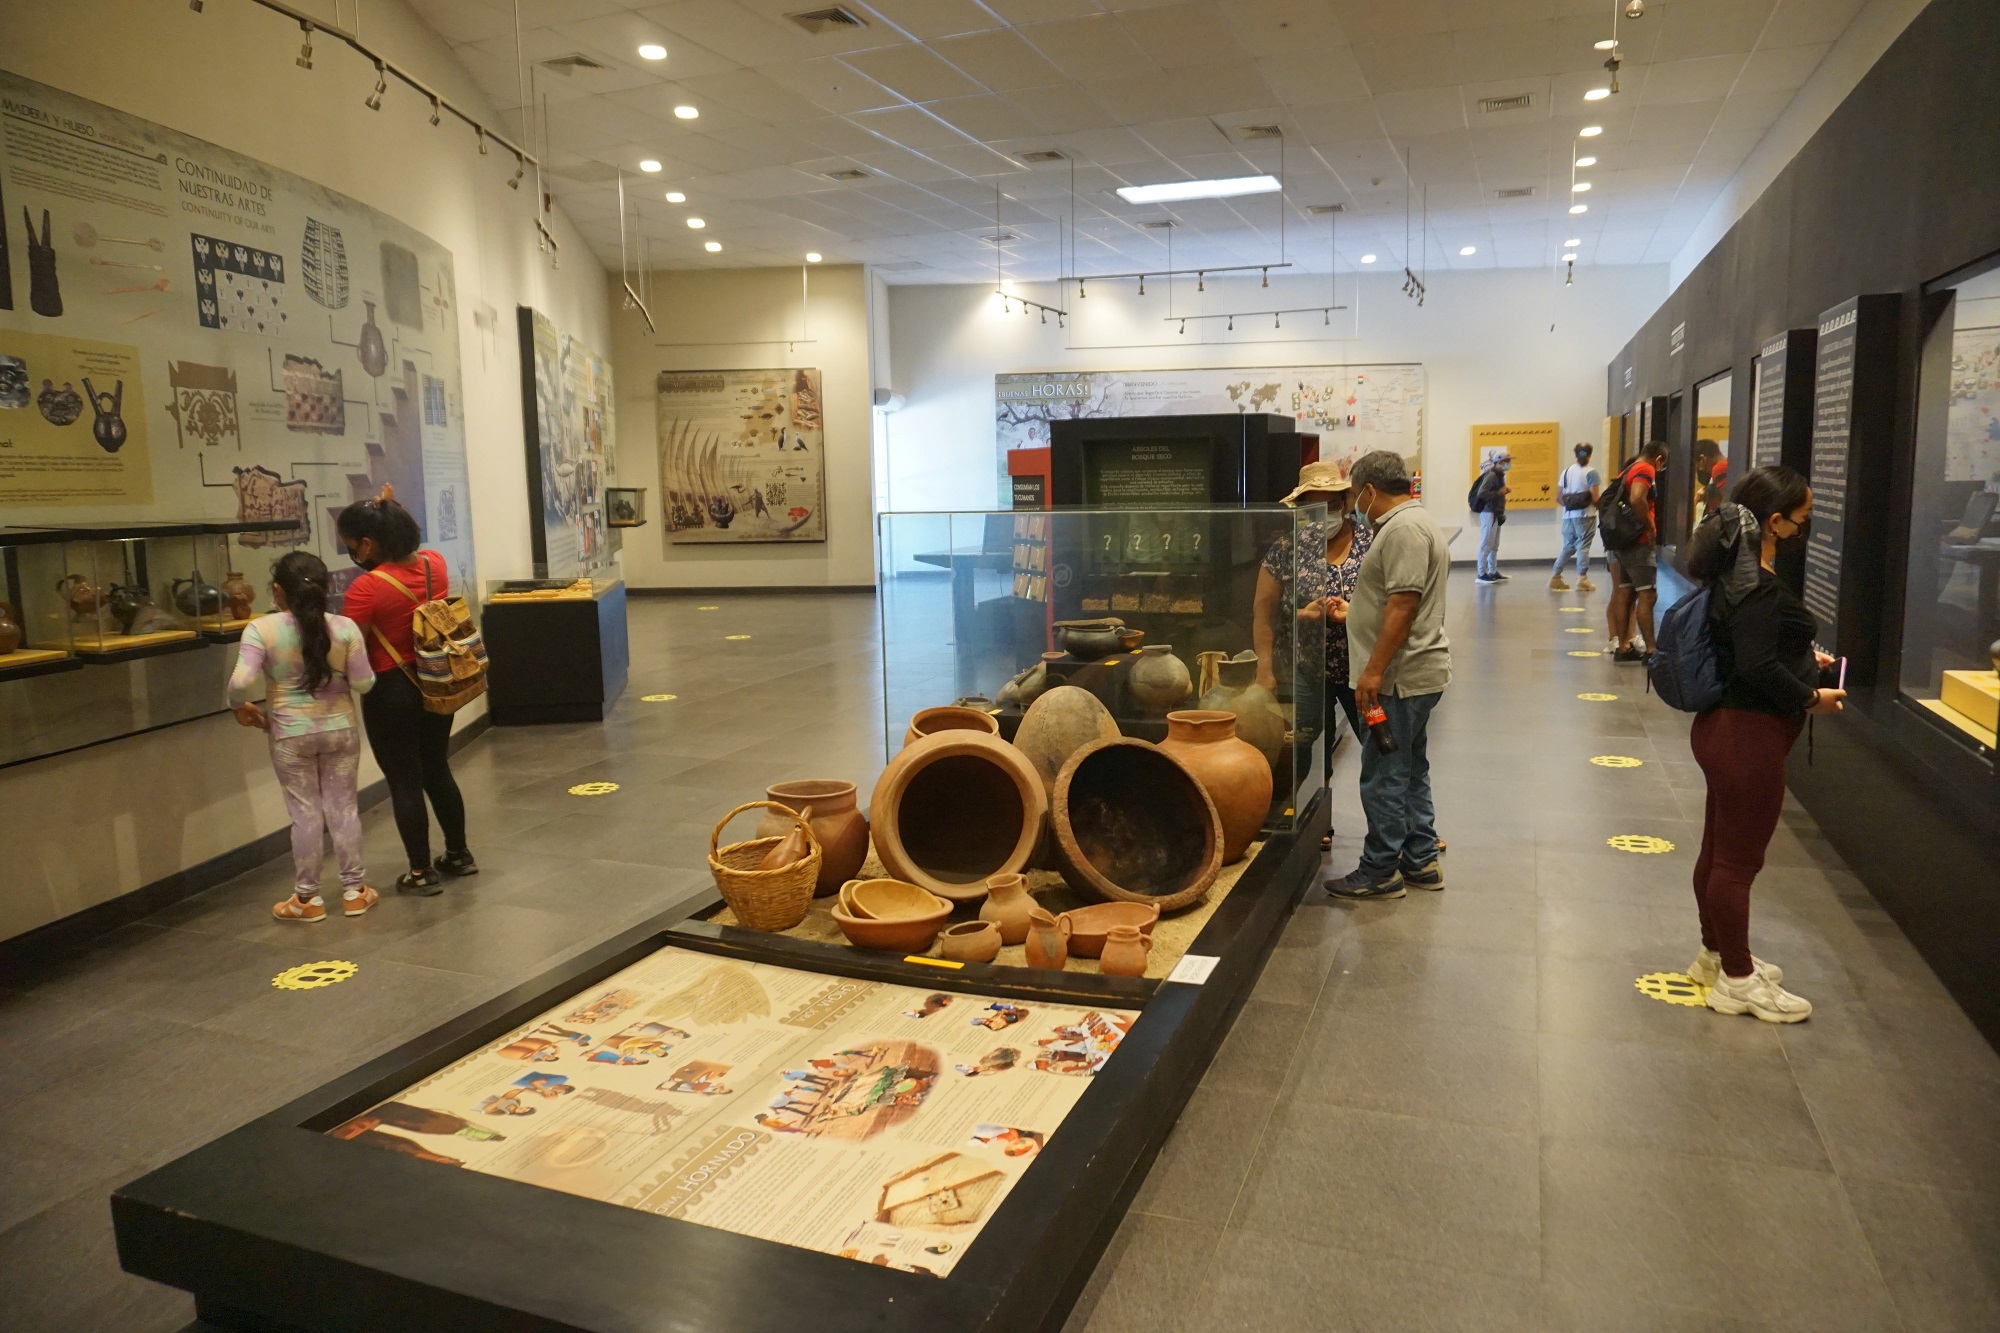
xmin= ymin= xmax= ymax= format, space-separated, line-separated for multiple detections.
xmin=1687 ymin=948 xmax=1782 ymax=988
xmin=1706 ymin=970 xmax=1812 ymax=1023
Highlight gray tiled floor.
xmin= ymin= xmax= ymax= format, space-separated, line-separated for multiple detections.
xmin=3 ymin=578 xmax=1997 ymax=1332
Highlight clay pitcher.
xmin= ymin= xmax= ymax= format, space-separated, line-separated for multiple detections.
xmin=1099 ymin=924 xmax=1152 ymax=978
xmin=221 ymin=570 xmax=256 ymax=620
xmin=1127 ymin=643 xmax=1192 ymax=714
xmin=1159 ymin=710 xmax=1274 ymax=864
xmin=755 ymin=780 xmax=867 ymax=896
xmin=978 ymin=872 xmax=1035 ymax=945
xmin=755 ymin=805 xmax=814 ymax=871
xmin=1024 ymin=908 xmax=1070 ymax=970
xmin=0 ymin=603 xmax=20 ymax=656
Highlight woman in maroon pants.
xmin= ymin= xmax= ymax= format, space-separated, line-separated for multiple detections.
xmin=1683 ymin=465 xmax=1845 ymax=1023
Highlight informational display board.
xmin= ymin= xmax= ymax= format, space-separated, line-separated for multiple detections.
xmin=333 ymin=945 xmax=1135 ymax=1279
xmin=1082 ymin=437 xmax=1212 ymax=507
xmin=1751 ymin=332 xmax=1790 ymax=469
xmin=658 ymin=368 xmax=826 ymax=544
xmin=1805 ymin=300 xmax=1861 ymax=649
xmin=519 ymin=308 xmax=611 ymax=580
xmin=1467 ymin=421 xmax=1559 ymax=509
xmin=0 ymin=70 xmax=475 ymax=593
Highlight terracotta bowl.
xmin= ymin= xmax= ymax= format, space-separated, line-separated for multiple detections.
xmin=831 ymin=899 xmax=950 ymax=953
xmin=1117 ymin=628 xmax=1145 ymax=652
xmin=938 ymin=920 xmax=1002 ymax=964
xmin=846 ymin=877 xmax=941 ymax=921
xmin=1052 ymin=738 xmax=1222 ymax=912
xmin=1059 ymin=901 xmax=1162 ymax=958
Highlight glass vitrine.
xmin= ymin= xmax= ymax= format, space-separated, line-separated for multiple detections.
xmin=58 ymin=522 xmax=208 ymax=659
xmin=0 ymin=527 xmax=78 ymax=678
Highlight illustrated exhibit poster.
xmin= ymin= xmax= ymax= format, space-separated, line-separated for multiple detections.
xmin=1947 ymin=321 xmax=2000 ymax=483
xmin=996 ymin=363 xmax=1426 ymax=494
xmin=332 ymin=945 xmax=1136 ymax=1276
xmin=0 ymin=70 xmax=475 ymax=599
xmin=658 ymin=368 xmax=826 ymax=543
xmin=519 ymin=307 xmax=612 ymax=579
xmin=1468 ymin=421 xmax=1559 ymax=510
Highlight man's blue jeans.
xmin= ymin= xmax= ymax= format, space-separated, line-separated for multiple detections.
xmin=1552 ymin=512 xmax=1595 ymax=578
xmin=1357 ymin=689 xmax=1443 ymax=876
xmin=1476 ymin=511 xmax=1502 ymax=577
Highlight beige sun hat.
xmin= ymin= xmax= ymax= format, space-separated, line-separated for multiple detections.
xmin=1279 ymin=459 xmax=1352 ymax=507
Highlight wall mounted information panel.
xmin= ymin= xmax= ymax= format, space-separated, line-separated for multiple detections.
xmin=1804 ymin=295 xmax=1900 ymax=675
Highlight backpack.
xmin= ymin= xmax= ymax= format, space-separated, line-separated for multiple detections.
xmin=368 ymin=557 xmax=489 ymax=714
xmin=1597 ymin=462 xmax=1649 ymax=551
xmin=1467 ymin=473 xmax=1486 ymax=513
xmin=1649 ymin=585 xmax=1725 ymax=713
xmin=1558 ymin=465 xmax=1593 ymax=511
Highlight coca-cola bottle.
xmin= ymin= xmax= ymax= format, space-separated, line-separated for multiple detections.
xmin=1360 ymin=703 xmax=1398 ymax=754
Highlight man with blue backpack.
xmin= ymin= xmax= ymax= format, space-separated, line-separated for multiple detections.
xmin=1597 ymin=439 xmax=1666 ymax=662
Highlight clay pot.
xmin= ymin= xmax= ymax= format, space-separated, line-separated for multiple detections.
xmin=1054 ymin=618 xmax=1126 ymax=661
xmin=755 ymin=780 xmax=868 ymax=895
xmin=978 ymin=872 xmax=1036 ymax=945
xmin=221 ymin=570 xmax=255 ymax=620
xmin=902 ymin=704 xmax=1001 ymax=750
xmin=842 ymin=877 xmax=939 ymax=921
xmin=0 ymin=603 xmax=20 ymax=656
xmin=997 ymin=657 xmax=1058 ymax=709
xmin=1128 ymin=644 xmax=1192 ymax=714
xmin=105 ymin=583 xmax=150 ymax=634
xmin=1052 ymin=738 xmax=1222 ymax=912
xmin=1159 ymin=710 xmax=1274 ymax=864
xmin=171 ymin=573 xmax=223 ymax=619
xmin=1198 ymin=650 xmax=1287 ymax=766
xmin=57 ymin=574 xmax=102 ymax=618
xmin=831 ymin=898 xmax=950 ymax=953
xmin=1013 ymin=685 xmax=1120 ymax=797
xmin=1099 ymin=924 xmax=1152 ymax=978
xmin=1059 ymin=901 xmax=1160 ymax=959
xmin=1024 ymin=908 xmax=1071 ymax=970
xmin=756 ymin=804 xmax=815 ymax=871
xmin=1117 ymin=628 xmax=1145 ymax=652
xmin=939 ymin=921 xmax=1002 ymax=965
xmin=870 ymin=728 xmax=1047 ymax=903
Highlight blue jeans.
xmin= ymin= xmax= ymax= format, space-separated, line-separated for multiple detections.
xmin=1357 ymin=690 xmax=1442 ymax=876
xmin=1476 ymin=511 xmax=1502 ymax=576
xmin=1552 ymin=512 xmax=1595 ymax=578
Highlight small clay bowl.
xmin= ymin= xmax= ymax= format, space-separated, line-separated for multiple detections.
xmin=832 ymin=900 xmax=950 ymax=953
xmin=1059 ymin=901 xmax=1161 ymax=959
xmin=847 ymin=877 xmax=939 ymax=921
xmin=938 ymin=920 xmax=1002 ymax=964
xmin=1117 ymin=628 xmax=1145 ymax=652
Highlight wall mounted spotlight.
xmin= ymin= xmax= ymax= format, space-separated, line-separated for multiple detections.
xmin=365 ymin=63 xmax=387 ymax=111
xmin=429 ymin=96 xmax=442 ymax=126
xmin=1227 ymin=314 xmax=1233 ymax=331
xmin=1625 ymin=0 xmax=1645 ymax=17
xmin=1603 ymin=50 xmax=1622 ymax=94
xmin=477 ymin=126 xmax=488 ymax=155
xmin=297 ymin=21 xmax=314 ymax=69
xmin=1274 ymin=312 xmax=1281 ymax=329
xmin=1179 ymin=318 xmax=1187 ymax=334
xmin=1078 ymin=278 xmax=1086 ymax=298
xmin=189 ymin=0 xmax=203 ymax=10
xmin=508 ymin=156 xmax=525 ymax=189
xmin=1261 ymin=267 xmax=1269 ymax=288
xmin=1040 ymin=308 xmax=1047 ymax=325
xmin=1137 ymin=275 xmax=1145 ymax=295
xmin=1197 ymin=271 xmax=1204 ymax=292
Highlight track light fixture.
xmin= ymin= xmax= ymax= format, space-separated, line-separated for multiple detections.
xmin=430 ymin=96 xmax=442 ymax=126
xmin=1040 ymin=308 xmax=1047 ymax=324
xmin=189 ymin=0 xmax=203 ymax=10
xmin=1137 ymin=275 xmax=1145 ymax=296
xmin=1197 ymin=271 xmax=1204 ymax=292
xmin=1227 ymin=314 xmax=1233 ymax=331
xmin=1603 ymin=50 xmax=1622 ymax=94
xmin=476 ymin=126 xmax=488 ymax=155
xmin=365 ymin=62 xmax=387 ymax=111
xmin=297 ymin=22 xmax=314 ymax=69
xmin=1179 ymin=319 xmax=1187 ymax=334
xmin=508 ymin=155 xmax=525 ymax=189
xmin=1261 ymin=267 xmax=1269 ymax=288
xmin=1274 ymin=312 xmax=1281 ymax=329
xmin=1625 ymin=0 xmax=1644 ymax=17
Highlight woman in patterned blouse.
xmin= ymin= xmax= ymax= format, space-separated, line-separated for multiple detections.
xmin=1254 ymin=459 xmax=1372 ymax=768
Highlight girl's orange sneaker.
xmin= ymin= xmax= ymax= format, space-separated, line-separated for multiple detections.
xmin=273 ymin=895 xmax=326 ymax=923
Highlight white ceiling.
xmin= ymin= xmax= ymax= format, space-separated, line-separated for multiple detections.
xmin=407 ymin=0 xmax=1872 ymax=281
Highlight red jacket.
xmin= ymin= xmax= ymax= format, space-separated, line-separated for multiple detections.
xmin=342 ymin=550 xmax=448 ymax=674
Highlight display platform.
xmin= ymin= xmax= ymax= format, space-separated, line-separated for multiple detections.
xmin=481 ymin=578 xmax=629 ymax=725
xmin=111 ymin=789 xmax=1326 ymax=1333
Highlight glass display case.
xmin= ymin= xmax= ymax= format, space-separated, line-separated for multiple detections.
xmin=191 ymin=520 xmax=307 ymax=640
xmin=0 ymin=527 xmax=80 ymax=679
xmin=54 ymin=522 xmax=210 ymax=660
xmin=1902 ymin=258 xmax=2000 ymax=756
xmin=605 ymin=487 xmax=648 ymax=529
xmin=878 ymin=504 xmax=1329 ymax=836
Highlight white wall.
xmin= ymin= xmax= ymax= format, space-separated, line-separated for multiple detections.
xmin=0 ymin=0 xmax=610 ymax=941
xmin=883 ymin=265 xmax=1668 ymax=564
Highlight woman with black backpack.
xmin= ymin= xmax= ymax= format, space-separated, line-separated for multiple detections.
xmin=1681 ymin=465 xmax=1845 ymax=1022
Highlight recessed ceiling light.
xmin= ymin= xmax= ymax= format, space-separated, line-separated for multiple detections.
xmin=1579 ymin=125 xmax=1603 ymax=137
xmin=806 ymin=252 xmax=822 ymax=263
xmin=638 ymin=43 xmax=667 ymax=61
xmin=1569 ymin=203 xmax=1589 ymax=214
xmin=1572 ymin=181 xmax=1592 ymax=192
xmin=704 ymin=240 xmax=721 ymax=252
xmin=673 ymin=105 xmax=699 ymax=120
xmin=1564 ymin=237 xmax=1582 ymax=247
xmin=1584 ymin=88 xmax=1611 ymax=101
xmin=665 ymin=191 xmax=686 ymax=203
xmin=1459 ymin=245 xmax=1476 ymax=256
xmin=1115 ymin=174 xmax=1280 ymax=204
xmin=639 ymin=159 xmax=661 ymax=173
xmin=686 ymin=216 xmax=705 ymax=228
xmin=1593 ymin=38 xmax=1618 ymax=50
xmin=1562 ymin=252 xmax=1578 ymax=261
xmin=1360 ymin=253 xmax=1377 ymax=263
xmin=1576 ymin=155 xmax=1597 ymax=167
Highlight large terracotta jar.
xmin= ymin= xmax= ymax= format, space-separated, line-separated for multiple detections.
xmin=1012 ymin=685 xmax=1119 ymax=797
xmin=870 ymin=728 xmax=1047 ymax=903
xmin=1126 ymin=644 xmax=1192 ymax=714
xmin=754 ymin=780 xmax=868 ymax=896
xmin=1158 ymin=710 xmax=1273 ymax=865
xmin=902 ymin=704 xmax=1000 ymax=750
xmin=1198 ymin=651 xmax=1286 ymax=766
xmin=1052 ymin=737 xmax=1222 ymax=912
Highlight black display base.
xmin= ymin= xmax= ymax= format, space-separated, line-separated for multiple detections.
xmin=0 ymin=655 xmax=84 ymax=682
xmin=480 ymin=582 xmax=629 ymax=727
xmin=112 ymin=790 xmax=1328 ymax=1333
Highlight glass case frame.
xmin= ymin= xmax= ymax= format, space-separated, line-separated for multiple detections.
xmin=0 ymin=527 xmax=80 ymax=680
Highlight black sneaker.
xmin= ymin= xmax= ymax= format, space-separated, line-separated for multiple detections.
xmin=1402 ymin=860 xmax=1446 ymax=891
xmin=435 ymin=849 xmax=480 ymax=878
xmin=396 ymin=868 xmax=444 ymax=896
xmin=1613 ymin=644 xmax=1648 ymax=663
xmin=1326 ymin=867 xmax=1406 ymax=900
xmin=1475 ymin=574 xmax=1502 ymax=585
xmin=1493 ymin=571 xmax=1512 ymax=580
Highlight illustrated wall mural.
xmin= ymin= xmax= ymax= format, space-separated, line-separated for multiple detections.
xmin=0 ymin=69 xmax=476 ymax=599
xmin=518 ymin=307 xmax=612 ymax=580
xmin=657 ymin=368 xmax=827 ymax=544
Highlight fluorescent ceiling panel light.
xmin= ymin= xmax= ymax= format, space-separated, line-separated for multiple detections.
xmin=1579 ymin=125 xmax=1603 ymax=136
xmin=638 ymin=43 xmax=667 ymax=60
xmin=1114 ymin=174 xmax=1280 ymax=204
xmin=686 ymin=216 xmax=705 ymax=228
xmin=1576 ymin=156 xmax=1597 ymax=167
xmin=1569 ymin=203 xmax=1589 ymax=214
xmin=806 ymin=252 xmax=822 ymax=262
xmin=639 ymin=159 xmax=661 ymax=173
xmin=1572 ymin=182 xmax=1592 ymax=192
xmin=673 ymin=105 xmax=699 ymax=119
xmin=1562 ymin=252 xmax=1578 ymax=261
xmin=1564 ymin=237 xmax=1582 ymax=246
xmin=1459 ymin=245 xmax=1476 ymax=256
xmin=1584 ymin=88 xmax=1611 ymax=101
xmin=1594 ymin=39 xmax=1618 ymax=50
xmin=665 ymin=191 xmax=686 ymax=203
xmin=704 ymin=241 xmax=721 ymax=252
xmin=1359 ymin=253 xmax=1377 ymax=263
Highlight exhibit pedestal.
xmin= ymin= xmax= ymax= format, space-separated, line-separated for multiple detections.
xmin=480 ymin=579 xmax=629 ymax=725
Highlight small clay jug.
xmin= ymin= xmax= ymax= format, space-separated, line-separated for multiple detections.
xmin=978 ymin=872 xmax=1035 ymax=945
xmin=755 ymin=804 xmax=814 ymax=871
xmin=0 ymin=603 xmax=20 ymax=656
xmin=756 ymin=781 xmax=867 ymax=896
xmin=221 ymin=570 xmax=256 ymax=620
xmin=1024 ymin=908 xmax=1070 ymax=970
xmin=938 ymin=920 xmax=1002 ymax=965
xmin=1099 ymin=924 xmax=1152 ymax=978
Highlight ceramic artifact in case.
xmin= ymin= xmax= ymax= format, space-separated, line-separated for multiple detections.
xmin=605 ymin=487 xmax=648 ymax=529
xmin=56 ymin=522 xmax=209 ymax=659
xmin=192 ymin=520 xmax=299 ymax=640
xmin=0 ymin=527 xmax=78 ymax=677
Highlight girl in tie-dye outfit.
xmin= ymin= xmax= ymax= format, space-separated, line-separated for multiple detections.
xmin=228 ymin=551 xmax=377 ymax=922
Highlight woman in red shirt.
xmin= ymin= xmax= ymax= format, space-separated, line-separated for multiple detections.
xmin=336 ymin=494 xmax=476 ymax=894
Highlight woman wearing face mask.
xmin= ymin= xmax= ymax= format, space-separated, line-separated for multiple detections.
xmin=1682 ymin=465 xmax=1843 ymax=1023
xmin=335 ymin=489 xmax=476 ymax=895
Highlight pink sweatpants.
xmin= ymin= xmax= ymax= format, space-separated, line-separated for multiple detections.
xmin=272 ymin=729 xmax=365 ymax=897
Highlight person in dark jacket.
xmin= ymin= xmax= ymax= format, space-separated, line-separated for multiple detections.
xmin=1681 ymin=465 xmax=1845 ymax=1023
xmin=1472 ymin=452 xmax=1510 ymax=584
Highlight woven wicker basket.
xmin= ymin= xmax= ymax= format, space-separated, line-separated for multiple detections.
xmin=709 ymin=801 xmax=822 ymax=931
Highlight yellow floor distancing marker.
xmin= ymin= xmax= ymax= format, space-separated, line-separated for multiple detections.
xmin=568 ymin=781 xmax=620 ymax=797
xmin=273 ymin=960 xmax=358 ymax=991
xmin=1560 ymin=606 xmax=1586 ymax=612
xmin=641 ymin=693 xmax=678 ymax=703
xmin=697 ymin=605 xmax=719 ymax=611
xmin=1636 ymin=972 xmax=1708 ymax=1007
xmin=1568 ymin=650 xmax=1602 ymax=658
xmin=1578 ymin=692 xmax=1618 ymax=701
xmin=1608 ymin=834 xmax=1675 ymax=854
xmin=1563 ymin=626 xmax=1595 ymax=634
xmin=1591 ymin=755 xmax=1644 ymax=768
xmin=726 ymin=634 xmax=752 ymax=641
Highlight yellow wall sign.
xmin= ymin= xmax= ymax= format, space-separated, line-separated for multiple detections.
xmin=1469 ymin=422 xmax=1561 ymax=511
xmin=0 ymin=330 xmax=152 ymax=506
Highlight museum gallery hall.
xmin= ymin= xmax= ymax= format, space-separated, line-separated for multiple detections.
xmin=1 ymin=0 xmax=1997 ymax=1329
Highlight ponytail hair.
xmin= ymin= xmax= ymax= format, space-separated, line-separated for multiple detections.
xmin=273 ymin=551 xmax=337 ymax=693
xmin=335 ymin=491 xmax=423 ymax=563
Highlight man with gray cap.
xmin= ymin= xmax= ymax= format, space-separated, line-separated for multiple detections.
xmin=1326 ymin=450 xmax=1452 ymax=899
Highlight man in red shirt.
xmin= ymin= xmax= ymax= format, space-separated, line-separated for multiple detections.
xmin=1606 ymin=439 xmax=1667 ymax=663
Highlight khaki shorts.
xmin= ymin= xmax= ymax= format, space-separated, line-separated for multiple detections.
xmin=1608 ymin=543 xmax=1656 ymax=591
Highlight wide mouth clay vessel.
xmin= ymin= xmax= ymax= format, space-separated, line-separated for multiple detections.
xmin=1059 ymin=901 xmax=1161 ymax=959
xmin=1052 ymin=737 xmax=1222 ymax=912
xmin=757 ymin=780 xmax=868 ymax=896
xmin=938 ymin=920 xmax=1002 ymax=964
xmin=870 ymin=728 xmax=1047 ymax=902
xmin=841 ymin=877 xmax=941 ymax=921
xmin=902 ymin=704 xmax=1001 ymax=749
xmin=1053 ymin=618 xmax=1127 ymax=661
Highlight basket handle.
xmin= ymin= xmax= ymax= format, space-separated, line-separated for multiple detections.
xmin=709 ymin=800 xmax=821 ymax=859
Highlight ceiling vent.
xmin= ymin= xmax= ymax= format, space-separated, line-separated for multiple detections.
xmin=1233 ymin=124 xmax=1284 ymax=140
xmin=875 ymin=260 xmax=928 ymax=271
xmin=540 ymin=53 xmax=610 ymax=75
xmin=1139 ymin=220 xmax=1176 ymax=230
xmin=1493 ymin=186 xmax=1537 ymax=198
xmin=984 ymin=232 xmax=1018 ymax=244
xmin=1306 ymin=203 xmax=1347 ymax=215
xmin=1478 ymin=93 xmax=1534 ymax=113
xmin=1018 ymin=150 xmax=1066 ymax=164
xmin=821 ymin=168 xmax=869 ymax=181
xmin=789 ymin=7 xmax=868 ymax=34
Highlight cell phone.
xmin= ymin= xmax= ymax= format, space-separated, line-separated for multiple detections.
xmin=1837 ymin=657 xmax=1848 ymax=692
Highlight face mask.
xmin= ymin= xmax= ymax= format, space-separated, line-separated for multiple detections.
xmin=1324 ymin=508 xmax=1346 ymax=536
xmin=1775 ymin=516 xmax=1811 ymax=553
xmin=1352 ymin=494 xmax=1374 ymax=530
xmin=347 ymin=546 xmax=376 ymax=571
